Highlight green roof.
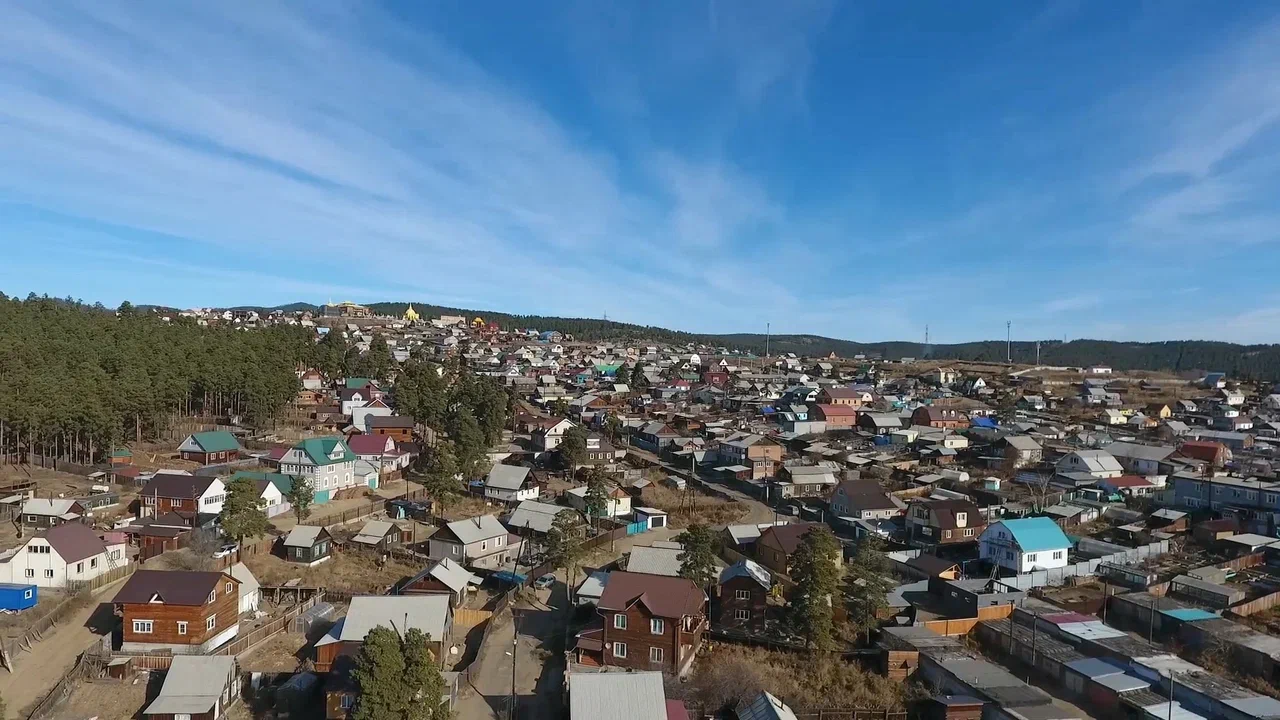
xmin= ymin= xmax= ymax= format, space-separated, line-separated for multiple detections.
xmin=230 ymin=471 xmax=294 ymax=494
xmin=295 ymin=437 xmax=354 ymax=466
xmin=191 ymin=430 xmax=241 ymax=453
xmin=111 ymin=447 xmax=133 ymax=458
xmin=345 ymin=377 xmax=374 ymax=389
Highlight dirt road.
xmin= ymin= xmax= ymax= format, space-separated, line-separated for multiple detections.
xmin=0 ymin=578 xmax=128 ymax=718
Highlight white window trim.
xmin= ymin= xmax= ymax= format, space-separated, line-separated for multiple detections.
xmin=206 ymin=615 xmax=217 ymax=631
xmin=177 ymin=621 xmax=188 ymax=635
xmin=613 ymin=613 xmax=627 ymax=630
xmin=735 ymin=609 xmax=750 ymax=620
xmin=133 ymin=620 xmax=154 ymax=634
xmin=650 ymin=618 xmax=664 ymax=635
xmin=649 ymin=646 xmax=664 ymax=663
xmin=612 ymin=642 xmax=627 ymax=658
xmin=735 ymin=589 xmax=750 ymax=601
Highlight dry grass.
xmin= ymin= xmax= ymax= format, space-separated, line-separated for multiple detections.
xmin=438 ymin=495 xmax=494 ymax=522
xmin=59 ymin=677 xmax=152 ymax=720
xmin=243 ymin=550 xmax=420 ymax=593
xmin=675 ymin=644 xmax=914 ymax=714
xmin=640 ymin=485 xmax=749 ymax=528
xmin=239 ymin=631 xmax=310 ymax=672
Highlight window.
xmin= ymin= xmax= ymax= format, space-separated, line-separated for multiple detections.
xmin=650 ymin=619 xmax=664 ymax=635
xmin=26 ymin=515 xmax=36 ymax=523
xmin=451 ymin=545 xmax=460 ymax=556
xmin=481 ymin=540 xmax=488 ymax=551
xmin=1004 ymin=550 xmax=1013 ymax=561
xmin=24 ymin=569 xmax=33 ymax=578
xmin=735 ymin=589 xmax=751 ymax=601
xmin=614 ymin=614 xmax=627 ymax=630
xmin=75 ymin=562 xmax=83 ymax=573
xmin=1266 ymin=493 xmax=1278 ymax=504
xmin=90 ymin=558 xmax=98 ymax=569
xmin=177 ymin=621 xmax=187 ymax=635
xmin=133 ymin=620 xmax=154 ymax=634
xmin=206 ymin=616 xmax=217 ymax=631
xmin=44 ymin=570 xmax=53 ymax=578
xmin=1053 ymin=551 xmax=1064 ymax=559
xmin=963 ymin=528 xmax=975 ymax=537
xmin=650 ymin=647 xmax=664 ymax=663
xmin=956 ymin=512 xmax=967 ymax=524
xmin=341 ymin=695 xmax=354 ymax=710
xmin=23 ymin=589 xmax=32 ymax=599
xmin=496 ymin=536 xmax=504 ymax=547
xmin=226 ymin=582 xmax=233 ymax=595
xmin=734 ymin=609 xmax=750 ymax=621
xmin=208 ymin=590 xmax=216 ymax=604
xmin=612 ymin=642 xmax=627 ymax=658
xmin=1026 ymin=553 xmax=1037 ymax=562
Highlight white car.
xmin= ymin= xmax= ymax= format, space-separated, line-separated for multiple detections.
xmin=212 ymin=543 xmax=238 ymax=559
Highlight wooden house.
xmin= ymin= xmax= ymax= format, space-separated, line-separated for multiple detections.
xmin=574 ymin=571 xmax=706 ymax=674
xmin=177 ymin=431 xmax=242 ymax=465
xmin=715 ymin=559 xmax=771 ymax=635
xmin=398 ymin=558 xmax=480 ymax=608
xmin=283 ymin=526 xmax=333 ymax=566
xmin=114 ymin=570 xmax=240 ymax=654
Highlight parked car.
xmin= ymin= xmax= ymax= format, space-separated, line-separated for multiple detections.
xmin=212 ymin=543 xmax=238 ymax=559
xmin=534 ymin=573 xmax=556 ymax=589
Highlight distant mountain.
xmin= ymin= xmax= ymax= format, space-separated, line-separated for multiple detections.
xmin=212 ymin=299 xmax=1280 ymax=379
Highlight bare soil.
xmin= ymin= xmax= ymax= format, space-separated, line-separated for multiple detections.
xmin=243 ymin=550 xmax=421 ymax=593
xmin=238 ymin=631 xmax=310 ymax=672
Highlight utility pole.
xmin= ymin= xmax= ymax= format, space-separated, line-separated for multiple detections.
xmin=925 ymin=325 xmax=929 ymax=345
xmin=765 ymin=322 xmax=770 ymax=359
xmin=1006 ymin=321 xmax=1012 ymax=363
xmin=1035 ymin=340 xmax=1040 ymax=365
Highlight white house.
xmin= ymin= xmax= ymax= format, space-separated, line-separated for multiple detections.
xmin=484 ymin=465 xmax=539 ymax=504
xmin=278 ymin=437 xmax=357 ymax=504
xmin=565 ymin=484 xmax=632 ymax=518
xmin=228 ymin=562 xmax=261 ymax=615
xmin=532 ymin=418 xmax=576 ymax=452
xmin=351 ymin=399 xmax=393 ymax=432
xmin=1100 ymin=409 xmax=1126 ymax=425
xmin=979 ymin=517 xmax=1071 ymax=573
xmin=1055 ymin=450 xmax=1123 ymax=479
xmin=0 ymin=523 xmax=128 ymax=588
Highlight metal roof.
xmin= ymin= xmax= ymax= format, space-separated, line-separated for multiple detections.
xmin=625 ymin=545 xmax=684 ymax=577
xmin=143 ymin=655 xmax=235 ymax=715
xmin=1065 ymin=657 xmax=1128 ymax=679
xmin=1223 ymin=695 xmax=1280 ymax=719
xmin=444 ymin=515 xmax=507 ymax=544
xmin=506 ymin=501 xmax=572 ymax=534
xmin=720 ymin=558 xmax=771 ymax=588
xmin=1093 ymin=673 xmax=1151 ymax=693
xmin=569 ymin=671 xmax=667 ymax=720
xmin=992 ymin=517 xmax=1072 ymax=553
xmin=1160 ymin=608 xmax=1218 ymax=622
xmin=485 ymin=464 xmax=532 ymax=490
xmin=321 ymin=595 xmax=451 ymax=646
xmin=284 ymin=525 xmax=326 ymax=547
xmin=737 ymin=692 xmax=799 ymax=720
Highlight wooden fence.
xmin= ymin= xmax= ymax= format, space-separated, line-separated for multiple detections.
xmin=115 ymin=593 xmax=326 ymax=671
xmin=919 ymin=604 xmax=1014 ymax=636
xmin=453 ymin=607 xmax=494 ymax=628
xmin=1228 ymin=589 xmax=1280 ymax=618
xmin=456 ymin=587 xmax=517 ymax=690
xmin=24 ymin=641 xmax=109 ymax=720
xmin=3 ymin=564 xmax=136 ymax=669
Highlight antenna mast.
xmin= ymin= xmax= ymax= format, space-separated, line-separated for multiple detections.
xmin=765 ymin=322 xmax=770 ymax=359
xmin=1006 ymin=321 xmax=1012 ymax=363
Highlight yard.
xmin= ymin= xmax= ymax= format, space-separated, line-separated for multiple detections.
xmin=672 ymin=644 xmax=920 ymax=715
xmin=238 ymin=631 xmax=311 ymax=672
xmin=638 ymin=484 xmax=750 ymax=528
xmin=243 ymin=549 xmax=422 ymax=594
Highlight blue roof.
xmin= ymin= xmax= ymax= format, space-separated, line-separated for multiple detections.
xmin=1160 ymin=608 xmax=1218 ymax=622
xmin=971 ymin=417 xmax=998 ymax=429
xmin=997 ymin=517 xmax=1071 ymax=553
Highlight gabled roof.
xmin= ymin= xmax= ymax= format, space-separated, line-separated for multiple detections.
xmin=114 ymin=570 xmax=231 ymax=605
xmin=293 ymin=437 xmax=354 ymax=466
xmin=38 ymin=522 xmax=107 ymax=563
xmin=506 ymin=501 xmax=573 ymax=534
xmin=321 ymin=595 xmax=451 ymax=646
xmin=441 ymin=515 xmax=507 ymax=545
xmin=991 ymin=517 xmax=1071 ymax=553
xmin=1005 ymin=435 xmax=1042 ymax=451
xmin=597 ymin=571 xmax=705 ymax=619
xmin=1105 ymin=442 xmax=1175 ymax=463
xmin=283 ymin=525 xmax=329 ymax=548
xmin=737 ymin=692 xmax=799 ymax=720
xmin=758 ymin=522 xmax=822 ymax=555
xmin=719 ymin=558 xmax=771 ymax=589
xmin=185 ymin=430 xmax=241 ymax=454
xmin=569 ymin=672 xmax=668 ymax=720
xmin=21 ymin=498 xmax=82 ymax=517
xmin=139 ymin=471 xmax=216 ymax=499
xmin=347 ymin=434 xmax=396 ymax=455
xmin=228 ymin=562 xmax=260 ymax=595
xmin=404 ymin=557 xmax=479 ymax=595
xmin=833 ymin=480 xmax=897 ymax=511
xmin=143 ymin=656 xmax=237 ymax=716
xmin=485 ymin=464 xmax=532 ymax=491
xmin=367 ymin=415 xmax=414 ymax=429
xmin=625 ymin=545 xmax=685 ymax=577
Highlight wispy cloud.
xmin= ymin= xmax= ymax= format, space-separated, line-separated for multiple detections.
xmin=1041 ymin=294 xmax=1102 ymax=314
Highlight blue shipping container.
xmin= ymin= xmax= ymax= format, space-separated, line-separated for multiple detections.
xmin=0 ymin=583 xmax=37 ymax=611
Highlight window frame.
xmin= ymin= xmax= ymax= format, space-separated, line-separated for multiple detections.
xmin=206 ymin=615 xmax=217 ymax=631
xmin=612 ymin=642 xmax=627 ymax=658
xmin=734 ymin=609 xmax=750 ymax=621
xmin=650 ymin=618 xmax=665 ymax=635
xmin=613 ymin=613 xmax=627 ymax=630
xmin=649 ymin=646 xmax=664 ymax=663
xmin=133 ymin=620 xmax=154 ymax=634
xmin=177 ymin=621 xmax=188 ymax=635
xmin=735 ymin=589 xmax=751 ymax=601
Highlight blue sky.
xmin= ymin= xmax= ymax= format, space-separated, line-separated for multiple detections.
xmin=2 ymin=1 xmax=1280 ymax=343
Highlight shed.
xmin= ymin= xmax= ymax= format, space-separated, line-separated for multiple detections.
xmin=634 ymin=506 xmax=668 ymax=530
xmin=227 ymin=563 xmax=261 ymax=615
xmin=0 ymin=583 xmax=37 ymax=612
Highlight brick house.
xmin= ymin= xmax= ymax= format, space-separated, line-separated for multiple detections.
xmin=911 ymin=406 xmax=969 ymax=430
xmin=810 ymin=404 xmax=857 ymax=430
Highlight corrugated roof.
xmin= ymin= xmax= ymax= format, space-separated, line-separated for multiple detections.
xmin=598 ymin=571 xmax=704 ymax=618
xmin=143 ymin=655 xmax=235 ymax=716
xmin=114 ymin=570 xmax=230 ymax=606
xmin=485 ymin=464 xmax=532 ymax=490
xmin=188 ymin=431 xmax=242 ymax=454
xmin=443 ymin=515 xmax=506 ymax=545
xmin=992 ymin=517 xmax=1071 ymax=553
xmin=736 ymin=691 xmax=799 ymax=720
xmin=625 ymin=545 xmax=684 ymax=577
xmin=284 ymin=525 xmax=327 ymax=548
xmin=569 ymin=672 xmax=668 ymax=720
xmin=326 ymin=595 xmax=451 ymax=645
xmin=38 ymin=522 xmax=106 ymax=564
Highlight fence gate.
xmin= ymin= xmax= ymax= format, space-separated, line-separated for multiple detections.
xmin=626 ymin=520 xmax=647 ymax=536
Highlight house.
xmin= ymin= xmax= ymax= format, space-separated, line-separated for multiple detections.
xmin=115 ymin=570 xmax=240 ymax=654
xmin=505 ymin=500 xmax=580 ymax=536
xmin=283 ymin=526 xmax=334 ymax=566
xmin=568 ymin=671 xmax=682 ymax=720
xmin=139 ymin=472 xmax=226 ymax=521
xmin=278 ymin=437 xmax=357 ymax=503
xmin=142 ymin=655 xmax=240 ymax=720
xmin=632 ymin=422 xmax=681 ymax=453
xmin=811 ymin=404 xmax=857 ymax=430
xmin=0 ymin=523 xmax=127 ymax=588
xmin=716 ymin=559 xmax=771 ymax=635
xmin=717 ymin=434 xmax=784 ymax=480
xmin=1098 ymin=475 xmax=1157 ymax=498
xmin=1054 ymin=450 xmax=1123 ymax=479
xmin=858 ymin=413 xmax=903 ymax=435
xmin=577 ymin=571 xmax=707 ymax=674
xmin=1016 ymin=395 xmax=1047 ymax=411
xmin=1175 ymin=399 xmax=1198 ymax=414
xmin=367 ymin=415 xmax=414 ymax=443
xmin=1178 ymin=440 xmax=1231 ymax=466
xmin=1104 ymin=442 xmax=1175 ymax=476
xmin=906 ymin=498 xmax=986 ymax=545
xmin=755 ymin=523 xmax=826 ymax=576
xmin=775 ymin=465 xmax=839 ymax=499
xmin=177 ymin=431 xmax=242 ymax=465
xmin=567 ymin=484 xmax=633 ymax=518
xmin=227 ymin=563 xmax=261 ymax=615
xmin=318 ymin=595 xmax=454 ymax=716
xmin=399 ymin=557 xmax=480 ymax=608
xmin=912 ymin=407 xmax=969 ymax=430
xmin=829 ymin=480 xmax=898 ymax=521
xmin=427 ymin=515 xmax=521 ymax=571
xmin=584 ymin=433 xmax=620 ymax=466
xmin=1220 ymin=388 xmax=1246 ymax=406
xmin=818 ymin=386 xmax=870 ymax=408
xmin=1099 ymin=409 xmax=1126 ymax=425
xmin=18 ymin=498 xmax=86 ymax=529
xmin=484 ymin=465 xmax=539 ymax=504
xmin=1145 ymin=403 xmax=1173 ymax=419
xmin=979 ymin=517 xmax=1071 ymax=573
xmin=227 ymin=471 xmax=291 ymax=518
xmin=338 ymin=387 xmax=374 ymax=416
xmin=349 ymin=520 xmax=401 ymax=552
xmin=350 ymin=398 xmax=393 ymax=432
xmin=532 ymin=418 xmax=576 ymax=451
xmin=932 ymin=367 xmax=960 ymax=385
xmin=904 ymin=554 xmax=962 ymax=580
xmin=1003 ymin=436 xmax=1043 ymax=469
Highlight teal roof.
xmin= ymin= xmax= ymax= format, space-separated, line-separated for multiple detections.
xmin=1161 ymin=608 xmax=1218 ymax=622
xmin=295 ymin=437 xmax=354 ymax=466
xmin=345 ymin=377 xmax=374 ymax=389
xmin=230 ymin=471 xmax=294 ymax=494
xmin=111 ymin=447 xmax=132 ymax=458
xmin=191 ymin=430 xmax=241 ymax=453
xmin=998 ymin=517 xmax=1071 ymax=553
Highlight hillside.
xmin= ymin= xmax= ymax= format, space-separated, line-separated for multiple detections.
xmin=223 ymin=300 xmax=1280 ymax=379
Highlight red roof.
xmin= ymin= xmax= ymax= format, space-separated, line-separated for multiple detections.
xmin=822 ymin=387 xmax=861 ymax=399
xmin=348 ymin=434 xmax=394 ymax=455
xmin=1103 ymin=475 xmax=1154 ymax=488
xmin=598 ymin=571 xmax=705 ymax=619
xmin=1180 ymin=441 xmax=1226 ymax=462
xmin=814 ymin=403 xmax=856 ymax=417
xmin=665 ymin=700 xmax=691 ymax=720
